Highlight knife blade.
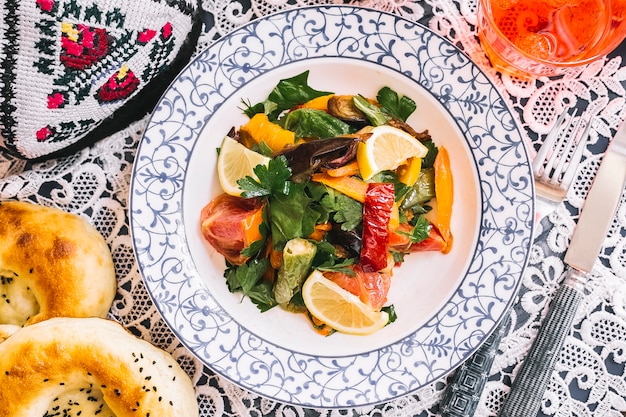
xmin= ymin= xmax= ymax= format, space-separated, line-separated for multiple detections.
xmin=498 ymin=120 xmax=626 ymax=417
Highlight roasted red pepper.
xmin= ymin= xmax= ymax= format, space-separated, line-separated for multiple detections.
xmin=360 ymin=183 xmax=394 ymax=272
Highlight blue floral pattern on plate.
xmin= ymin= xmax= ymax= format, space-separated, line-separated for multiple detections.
xmin=130 ymin=5 xmax=534 ymax=408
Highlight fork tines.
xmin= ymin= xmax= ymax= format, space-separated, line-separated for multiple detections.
xmin=532 ymin=108 xmax=592 ymax=191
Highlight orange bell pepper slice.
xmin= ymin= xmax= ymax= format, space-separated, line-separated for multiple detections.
xmin=434 ymin=146 xmax=453 ymax=253
xmin=239 ymin=113 xmax=296 ymax=153
xmin=324 ymin=160 xmax=360 ymax=177
xmin=299 ymin=94 xmax=334 ymax=111
xmin=311 ymin=172 xmax=368 ymax=202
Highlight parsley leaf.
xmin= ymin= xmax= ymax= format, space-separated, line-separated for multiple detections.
xmin=377 ymin=86 xmax=417 ymax=122
xmin=398 ymin=214 xmax=431 ymax=243
xmin=243 ymin=71 xmax=333 ymax=121
xmin=316 ymin=258 xmax=356 ymax=276
xmin=311 ymin=241 xmax=357 ymax=276
xmin=238 ymin=155 xmax=292 ymax=198
xmin=420 ymin=140 xmax=439 ymax=169
xmin=320 ymin=188 xmax=363 ymax=231
xmin=269 ymin=183 xmax=319 ymax=250
xmin=246 ymin=280 xmax=276 ymax=312
xmin=225 ymin=258 xmax=276 ymax=312
xmin=382 ymin=305 xmax=397 ymax=324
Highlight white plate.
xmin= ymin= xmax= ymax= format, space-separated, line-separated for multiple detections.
xmin=130 ymin=5 xmax=534 ymax=408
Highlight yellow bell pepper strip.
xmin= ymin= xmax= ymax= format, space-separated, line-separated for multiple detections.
xmin=298 ymin=94 xmax=334 ymax=111
xmin=434 ymin=146 xmax=453 ymax=254
xmin=361 ymin=183 xmax=395 ymax=272
xmin=397 ymin=157 xmax=422 ymax=186
xmin=239 ymin=113 xmax=296 ymax=153
xmin=310 ymin=172 xmax=368 ymax=202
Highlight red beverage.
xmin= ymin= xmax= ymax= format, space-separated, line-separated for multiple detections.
xmin=477 ymin=0 xmax=626 ymax=77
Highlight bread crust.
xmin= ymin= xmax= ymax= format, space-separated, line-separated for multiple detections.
xmin=0 ymin=201 xmax=117 ymax=325
xmin=0 ymin=317 xmax=199 ymax=417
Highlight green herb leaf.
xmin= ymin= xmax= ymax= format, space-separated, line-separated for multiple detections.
xmin=311 ymin=241 xmax=357 ymax=276
xmin=420 ymin=140 xmax=439 ymax=169
xmin=399 ymin=214 xmax=431 ymax=244
xmin=352 ymin=95 xmax=391 ymax=126
xmin=270 ymin=183 xmax=320 ymax=250
xmin=224 ymin=258 xmax=276 ymax=312
xmin=331 ymin=195 xmax=363 ymax=231
xmin=306 ymin=182 xmax=332 ymax=224
xmin=238 ymin=156 xmax=292 ymax=198
xmin=390 ymin=251 xmax=405 ymax=264
xmin=316 ymin=258 xmax=356 ymax=276
xmin=246 ymin=280 xmax=277 ymax=312
xmin=320 ymin=188 xmax=363 ymax=231
xmin=377 ymin=87 xmax=416 ymax=122
xmin=243 ymin=71 xmax=333 ymax=121
xmin=238 ymin=258 xmax=269 ymax=295
xmin=281 ymin=108 xmax=355 ymax=139
xmin=369 ymin=170 xmax=411 ymax=202
xmin=382 ymin=305 xmax=398 ymax=324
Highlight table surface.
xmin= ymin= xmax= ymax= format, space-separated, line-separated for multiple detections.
xmin=1 ymin=0 xmax=626 ymax=416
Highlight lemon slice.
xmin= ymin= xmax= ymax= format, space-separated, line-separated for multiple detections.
xmin=217 ymin=136 xmax=271 ymax=196
xmin=357 ymin=125 xmax=428 ymax=180
xmin=302 ymin=270 xmax=389 ymax=335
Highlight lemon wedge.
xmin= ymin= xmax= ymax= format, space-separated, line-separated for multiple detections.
xmin=357 ymin=125 xmax=428 ymax=180
xmin=302 ymin=270 xmax=389 ymax=335
xmin=217 ymin=136 xmax=271 ymax=196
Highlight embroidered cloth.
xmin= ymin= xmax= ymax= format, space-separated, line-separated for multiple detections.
xmin=0 ymin=0 xmax=200 ymax=159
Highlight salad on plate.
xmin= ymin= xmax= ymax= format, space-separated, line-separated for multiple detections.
xmin=200 ymin=71 xmax=453 ymax=336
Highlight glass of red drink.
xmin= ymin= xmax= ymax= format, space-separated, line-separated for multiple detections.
xmin=477 ymin=0 xmax=626 ymax=77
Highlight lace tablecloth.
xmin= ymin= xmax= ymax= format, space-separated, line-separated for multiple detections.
xmin=1 ymin=0 xmax=626 ymax=416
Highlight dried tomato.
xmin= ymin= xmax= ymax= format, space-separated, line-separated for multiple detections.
xmin=360 ymin=182 xmax=394 ymax=272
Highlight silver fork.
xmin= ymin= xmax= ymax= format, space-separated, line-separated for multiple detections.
xmin=439 ymin=107 xmax=591 ymax=417
xmin=533 ymin=108 xmax=592 ymax=219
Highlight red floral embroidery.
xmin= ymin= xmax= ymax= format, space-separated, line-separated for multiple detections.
xmin=97 ymin=65 xmax=140 ymax=102
xmin=161 ymin=22 xmax=172 ymax=40
xmin=47 ymin=93 xmax=65 ymax=109
xmin=138 ymin=29 xmax=157 ymax=44
xmin=60 ymin=24 xmax=109 ymax=70
xmin=36 ymin=0 xmax=54 ymax=12
xmin=36 ymin=126 xmax=53 ymax=142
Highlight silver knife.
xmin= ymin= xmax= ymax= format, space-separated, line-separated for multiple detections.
xmin=498 ymin=120 xmax=626 ymax=417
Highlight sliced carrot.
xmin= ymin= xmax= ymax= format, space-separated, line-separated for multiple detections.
xmin=308 ymin=222 xmax=332 ymax=241
xmin=299 ymin=94 xmax=334 ymax=111
xmin=434 ymin=146 xmax=453 ymax=254
xmin=239 ymin=113 xmax=296 ymax=153
xmin=325 ymin=161 xmax=360 ymax=177
xmin=397 ymin=157 xmax=422 ymax=186
xmin=269 ymin=246 xmax=283 ymax=270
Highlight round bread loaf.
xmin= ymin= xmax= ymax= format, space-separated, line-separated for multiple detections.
xmin=0 ymin=201 xmax=117 ymax=326
xmin=0 ymin=317 xmax=199 ymax=416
